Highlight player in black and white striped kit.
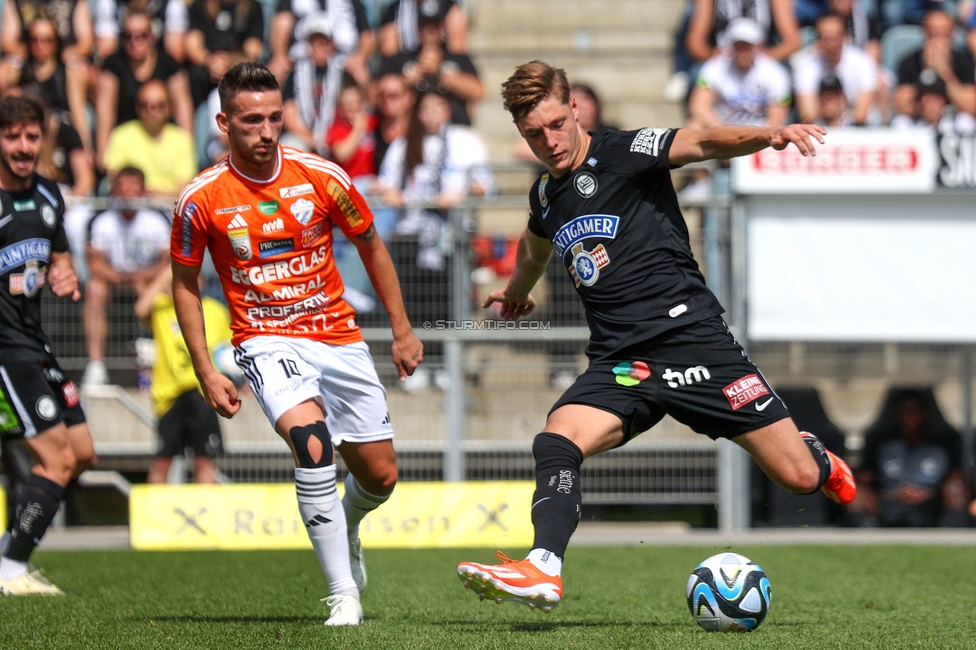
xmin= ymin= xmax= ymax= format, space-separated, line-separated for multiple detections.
xmin=458 ymin=61 xmax=856 ymax=612
xmin=0 ymin=95 xmax=97 ymax=595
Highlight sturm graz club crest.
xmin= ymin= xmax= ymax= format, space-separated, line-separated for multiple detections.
xmin=574 ymin=171 xmax=598 ymax=198
xmin=568 ymin=242 xmax=610 ymax=287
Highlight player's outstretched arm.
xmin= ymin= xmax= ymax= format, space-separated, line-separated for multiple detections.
xmin=48 ymin=251 xmax=81 ymax=301
xmin=172 ymin=260 xmax=241 ymax=418
xmin=669 ymin=124 xmax=827 ymax=167
xmin=350 ymin=224 xmax=424 ymax=382
xmin=482 ymin=228 xmax=552 ymax=320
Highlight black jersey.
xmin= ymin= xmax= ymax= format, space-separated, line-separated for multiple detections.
xmin=0 ymin=176 xmax=69 ymax=362
xmin=526 ymin=127 xmax=724 ymax=360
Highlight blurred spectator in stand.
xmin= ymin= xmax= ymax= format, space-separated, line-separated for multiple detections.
xmin=682 ymin=18 xmax=791 ymax=200
xmin=82 ymin=167 xmax=171 ymax=386
xmin=688 ymin=18 xmax=792 ymax=128
xmin=1 ymin=0 xmax=94 ymax=66
xmin=93 ymin=0 xmax=190 ymax=62
xmin=376 ymin=89 xmax=493 ymax=390
xmin=3 ymin=85 xmax=95 ymax=198
xmin=373 ymin=70 xmax=415 ymax=171
xmin=184 ymin=0 xmax=264 ymax=108
xmin=0 ymin=18 xmax=92 ymax=153
xmin=891 ymin=75 xmax=976 ymax=132
xmin=829 ymin=0 xmax=882 ymax=61
xmin=326 ymin=82 xmax=378 ymax=186
xmin=379 ymin=0 xmax=467 ymax=57
xmin=282 ymin=12 xmax=354 ymax=154
xmin=325 ymin=82 xmax=385 ymax=320
xmin=267 ymin=0 xmax=373 ymax=88
xmin=379 ymin=0 xmax=482 ymax=126
xmin=95 ymin=11 xmax=193 ymax=171
xmin=848 ymin=388 xmax=969 ymax=528
xmin=135 ymin=266 xmax=227 ymax=484
xmin=815 ymin=73 xmax=855 ymax=126
xmin=794 ymin=13 xmax=878 ymax=125
xmin=102 ymin=79 xmax=196 ymax=194
xmin=686 ymin=0 xmax=801 ymax=66
xmin=894 ymin=9 xmax=976 ymax=119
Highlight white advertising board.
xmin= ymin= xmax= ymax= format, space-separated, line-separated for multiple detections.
xmin=747 ymin=194 xmax=976 ymax=342
xmin=732 ymin=128 xmax=938 ymax=194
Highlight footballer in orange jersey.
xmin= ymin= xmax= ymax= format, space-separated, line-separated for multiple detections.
xmin=171 ymin=63 xmax=422 ymax=627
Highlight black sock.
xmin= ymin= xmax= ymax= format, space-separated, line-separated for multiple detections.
xmin=800 ymin=432 xmax=833 ymax=494
xmin=530 ymin=433 xmax=584 ymax=559
xmin=5 ymin=474 xmax=64 ymax=563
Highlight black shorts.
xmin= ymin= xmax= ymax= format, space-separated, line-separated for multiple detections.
xmin=551 ymin=317 xmax=790 ymax=443
xmin=0 ymin=355 xmax=86 ymax=439
xmin=156 ymin=390 xmax=223 ymax=458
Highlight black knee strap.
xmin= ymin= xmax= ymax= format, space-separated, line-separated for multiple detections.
xmin=26 ymin=474 xmax=65 ymax=501
xmin=290 ymin=421 xmax=333 ymax=468
xmin=800 ymin=432 xmax=833 ymax=494
xmin=533 ymin=432 xmax=584 ymax=472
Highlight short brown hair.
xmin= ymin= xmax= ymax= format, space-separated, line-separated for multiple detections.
xmin=218 ymin=62 xmax=279 ymax=113
xmin=0 ymin=96 xmax=45 ymax=133
xmin=501 ymin=60 xmax=571 ymax=122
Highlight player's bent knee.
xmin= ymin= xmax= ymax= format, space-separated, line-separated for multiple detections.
xmin=783 ymin=461 xmax=822 ymax=494
xmin=375 ymin=464 xmax=398 ymax=493
xmin=289 ymin=421 xmax=333 ymax=468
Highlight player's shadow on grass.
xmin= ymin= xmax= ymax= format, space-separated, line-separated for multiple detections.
xmin=143 ymin=615 xmax=310 ymax=624
xmin=510 ymin=621 xmax=686 ymax=632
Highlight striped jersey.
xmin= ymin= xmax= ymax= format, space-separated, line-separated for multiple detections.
xmin=170 ymin=145 xmax=373 ymax=346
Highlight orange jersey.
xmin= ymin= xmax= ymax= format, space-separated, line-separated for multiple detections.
xmin=171 ymin=145 xmax=373 ymax=346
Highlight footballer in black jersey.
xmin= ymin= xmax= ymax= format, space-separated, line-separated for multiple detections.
xmin=0 ymin=96 xmax=96 ymax=596
xmin=458 ymin=61 xmax=857 ymax=612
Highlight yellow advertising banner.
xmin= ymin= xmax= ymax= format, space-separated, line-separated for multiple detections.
xmin=0 ymin=487 xmax=5 ymax=531
xmin=130 ymin=481 xmax=533 ymax=550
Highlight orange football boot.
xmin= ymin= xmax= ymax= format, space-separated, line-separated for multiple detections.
xmin=457 ymin=551 xmax=562 ymax=612
xmin=801 ymin=432 xmax=857 ymax=504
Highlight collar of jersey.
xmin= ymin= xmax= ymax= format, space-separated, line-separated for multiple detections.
xmin=228 ymin=146 xmax=283 ymax=185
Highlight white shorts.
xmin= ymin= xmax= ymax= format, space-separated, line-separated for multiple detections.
xmin=235 ymin=336 xmax=393 ymax=446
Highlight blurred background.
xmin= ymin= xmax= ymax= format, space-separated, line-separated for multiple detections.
xmin=6 ymin=0 xmax=976 ymax=533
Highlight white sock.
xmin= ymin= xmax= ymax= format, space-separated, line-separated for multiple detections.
xmin=0 ymin=556 xmax=27 ymax=580
xmin=342 ymin=473 xmax=390 ymax=533
xmin=295 ymin=466 xmax=358 ymax=600
xmin=526 ymin=547 xmax=563 ymax=577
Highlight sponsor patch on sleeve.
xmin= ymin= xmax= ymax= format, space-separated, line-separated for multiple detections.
xmin=326 ymin=179 xmax=364 ymax=229
xmin=630 ymin=127 xmax=671 ymax=157
xmin=722 ymin=374 xmax=770 ymax=410
xmin=181 ymin=201 xmax=198 ymax=257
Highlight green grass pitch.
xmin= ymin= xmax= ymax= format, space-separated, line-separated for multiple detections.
xmin=1 ymin=545 xmax=974 ymax=649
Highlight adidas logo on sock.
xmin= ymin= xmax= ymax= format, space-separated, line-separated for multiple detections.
xmin=305 ymin=514 xmax=332 ymax=527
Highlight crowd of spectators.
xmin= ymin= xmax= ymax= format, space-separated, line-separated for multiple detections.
xmin=0 ymin=0 xmax=483 ymax=194
xmin=0 ymin=0 xmax=495 ymax=387
xmin=669 ymin=1 xmax=976 ymax=197
xmin=670 ymin=0 xmax=976 ymax=145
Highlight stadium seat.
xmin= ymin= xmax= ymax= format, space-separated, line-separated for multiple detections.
xmin=750 ymin=386 xmax=848 ymax=527
xmin=881 ymin=24 xmax=924 ymax=72
xmin=880 ymin=24 xmax=968 ymax=73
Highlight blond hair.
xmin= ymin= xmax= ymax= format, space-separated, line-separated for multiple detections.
xmin=500 ymin=60 xmax=571 ymax=122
